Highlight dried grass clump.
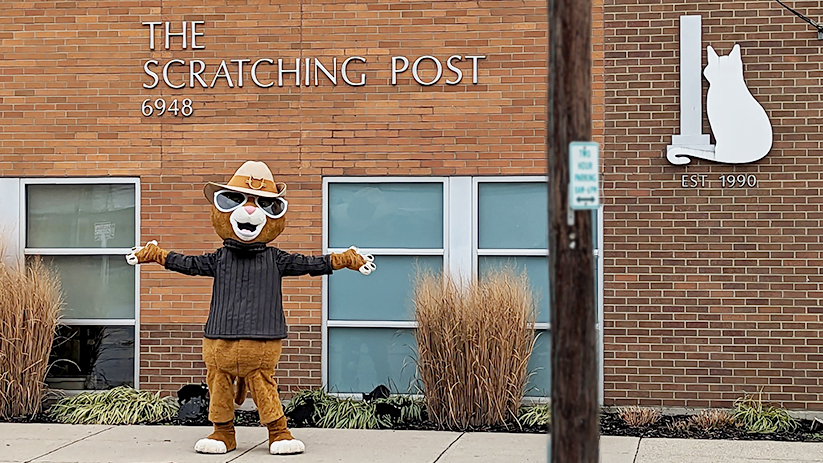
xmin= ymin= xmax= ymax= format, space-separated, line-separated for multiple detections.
xmin=0 ymin=254 xmax=63 ymax=419
xmin=414 ymin=269 xmax=536 ymax=430
xmin=617 ymin=406 xmax=662 ymax=427
xmin=666 ymin=418 xmax=691 ymax=433
xmin=689 ymin=408 xmax=734 ymax=430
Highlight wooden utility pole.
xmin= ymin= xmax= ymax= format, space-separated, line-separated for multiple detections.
xmin=547 ymin=0 xmax=598 ymax=462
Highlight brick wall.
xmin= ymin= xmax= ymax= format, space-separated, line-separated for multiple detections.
xmin=1 ymin=1 xmax=562 ymax=396
xmin=603 ymin=1 xmax=823 ymax=409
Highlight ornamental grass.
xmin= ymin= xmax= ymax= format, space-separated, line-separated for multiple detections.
xmin=617 ymin=406 xmax=662 ymax=427
xmin=49 ymin=386 xmax=178 ymax=425
xmin=0 ymin=253 xmax=63 ymax=419
xmin=733 ymin=390 xmax=797 ymax=434
xmin=283 ymin=388 xmax=426 ymax=429
xmin=413 ymin=269 xmax=536 ymax=430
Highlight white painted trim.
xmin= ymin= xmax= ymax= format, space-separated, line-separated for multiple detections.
xmin=473 ymin=176 xmax=548 ymax=183
xmin=447 ymin=177 xmax=472 ymax=280
xmin=59 ymin=319 xmax=137 ymax=326
xmin=327 ymin=320 xmax=418 ymax=329
xmin=476 ymin=249 xmax=549 ymax=256
xmin=597 ymin=206 xmax=604 ymax=406
xmin=321 ymin=178 xmax=329 ymax=389
xmin=134 ymin=178 xmax=141 ymax=389
xmin=442 ymin=178 xmax=451 ymax=278
xmin=322 ymin=177 xmax=449 ymax=184
xmin=326 ymin=320 xmax=548 ymax=330
xmin=471 ymin=178 xmax=479 ymax=273
xmin=0 ymin=179 xmax=22 ymax=267
xmin=22 ymin=177 xmax=139 ymax=185
xmin=23 ymin=248 xmax=134 ymax=255
xmin=326 ymin=248 xmax=444 ymax=256
xmin=21 ymin=177 xmax=141 ymax=389
xmin=18 ymin=180 xmax=26 ymax=260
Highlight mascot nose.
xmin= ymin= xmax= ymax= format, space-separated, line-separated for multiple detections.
xmin=244 ymin=205 xmax=257 ymax=215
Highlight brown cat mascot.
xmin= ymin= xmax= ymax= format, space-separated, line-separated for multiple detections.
xmin=126 ymin=161 xmax=375 ymax=455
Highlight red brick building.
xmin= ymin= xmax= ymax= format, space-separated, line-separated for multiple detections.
xmin=603 ymin=1 xmax=823 ymax=410
xmin=3 ymin=0 xmax=822 ymax=410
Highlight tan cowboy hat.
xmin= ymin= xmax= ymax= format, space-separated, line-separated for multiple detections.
xmin=204 ymin=161 xmax=287 ymax=202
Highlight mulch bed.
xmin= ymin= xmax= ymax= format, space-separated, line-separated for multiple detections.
xmin=7 ymin=410 xmax=823 ymax=442
xmin=171 ymin=410 xmax=823 ymax=441
xmin=599 ymin=413 xmax=823 ymax=442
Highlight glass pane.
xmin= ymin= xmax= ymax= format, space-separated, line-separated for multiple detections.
xmin=46 ymin=325 xmax=135 ymax=390
xmin=329 ymin=183 xmax=443 ymax=249
xmin=479 ymin=256 xmax=549 ymax=323
xmin=27 ymin=184 xmax=136 ymax=248
xmin=329 ymin=255 xmax=441 ymax=321
xmin=525 ymin=329 xmax=550 ymax=397
xmin=328 ymin=328 xmax=418 ymax=394
xmin=41 ymin=256 xmax=135 ymax=319
xmin=478 ymin=182 xmax=548 ymax=249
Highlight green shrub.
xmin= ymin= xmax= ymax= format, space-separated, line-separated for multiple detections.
xmin=317 ymin=398 xmax=390 ymax=429
xmin=48 ymin=386 xmax=178 ymax=425
xmin=284 ymin=388 xmax=426 ymax=429
xmin=733 ymin=391 xmax=796 ymax=434
xmin=518 ymin=404 xmax=551 ymax=427
xmin=379 ymin=394 xmax=426 ymax=423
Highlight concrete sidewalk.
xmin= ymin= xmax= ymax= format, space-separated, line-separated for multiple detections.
xmin=2 ymin=423 xmax=822 ymax=463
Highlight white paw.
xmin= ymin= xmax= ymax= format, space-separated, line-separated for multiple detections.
xmin=125 ymin=240 xmax=157 ymax=266
xmin=349 ymin=246 xmax=376 ymax=275
xmin=194 ymin=438 xmax=227 ymax=454
xmin=269 ymin=439 xmax=305 ymax=455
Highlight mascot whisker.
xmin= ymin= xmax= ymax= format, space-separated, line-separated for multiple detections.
xmin=126 ymin=161 xmax=374 ymax=455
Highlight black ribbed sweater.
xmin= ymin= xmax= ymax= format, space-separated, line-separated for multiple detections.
xmin=164 ymin=239 xmax=333 ymax=340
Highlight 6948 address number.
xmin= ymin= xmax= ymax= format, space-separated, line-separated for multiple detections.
xmin=141 ymin=98 xmax=193 ymax=117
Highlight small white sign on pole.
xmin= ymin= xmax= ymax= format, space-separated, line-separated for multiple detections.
xmin=569 ymin=142 xmax=600 ymax=210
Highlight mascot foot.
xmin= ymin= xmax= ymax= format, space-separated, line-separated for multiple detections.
xmin=194 ymin=438 xmax=228 ymax=454
xmin=267 ymin=416 xmax=305 ymax=455
xmin=269 ymin=439 xmax=305 ymax=455
xmin=194 ymin=421 xmax=236 ymax=454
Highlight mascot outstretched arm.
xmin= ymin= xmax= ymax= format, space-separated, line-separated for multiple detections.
xmin=126 ymin=161 xmax=374 ymax=456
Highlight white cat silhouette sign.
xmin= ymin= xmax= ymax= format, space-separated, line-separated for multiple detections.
xmin=666 ymin=15 xmax=773 ymax=165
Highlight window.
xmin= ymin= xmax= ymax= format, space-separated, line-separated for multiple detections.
xmin=23 ymin=179 xmax=140 ymax=390
xmin=475 ymin=179 xmax=550 ymax=396
xmin=324 ymin=180 xmax=446 ymax=394
xmin=323 ymin=177 xmax=602 ymax=399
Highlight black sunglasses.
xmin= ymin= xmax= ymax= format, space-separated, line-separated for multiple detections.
xmin=214 ymin=190 xmax=288 ymax=219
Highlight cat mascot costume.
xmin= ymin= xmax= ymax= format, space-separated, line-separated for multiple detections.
xmin=126 ymin=161 xmax=375 ymax=455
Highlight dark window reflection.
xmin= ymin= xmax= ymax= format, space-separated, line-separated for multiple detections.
xmin=46 ymin=325 xmax=134 ymax=390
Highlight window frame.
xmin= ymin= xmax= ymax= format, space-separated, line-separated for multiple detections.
xmin=20 ymin=177 xmax=141 ymax=389
xmin=321 ymin=177 xmax=448 ymax=392
xmin=472 ymin=176 xmax=550 ymax=331
xmin=322 ymin=176 xmax=604 ymax=402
